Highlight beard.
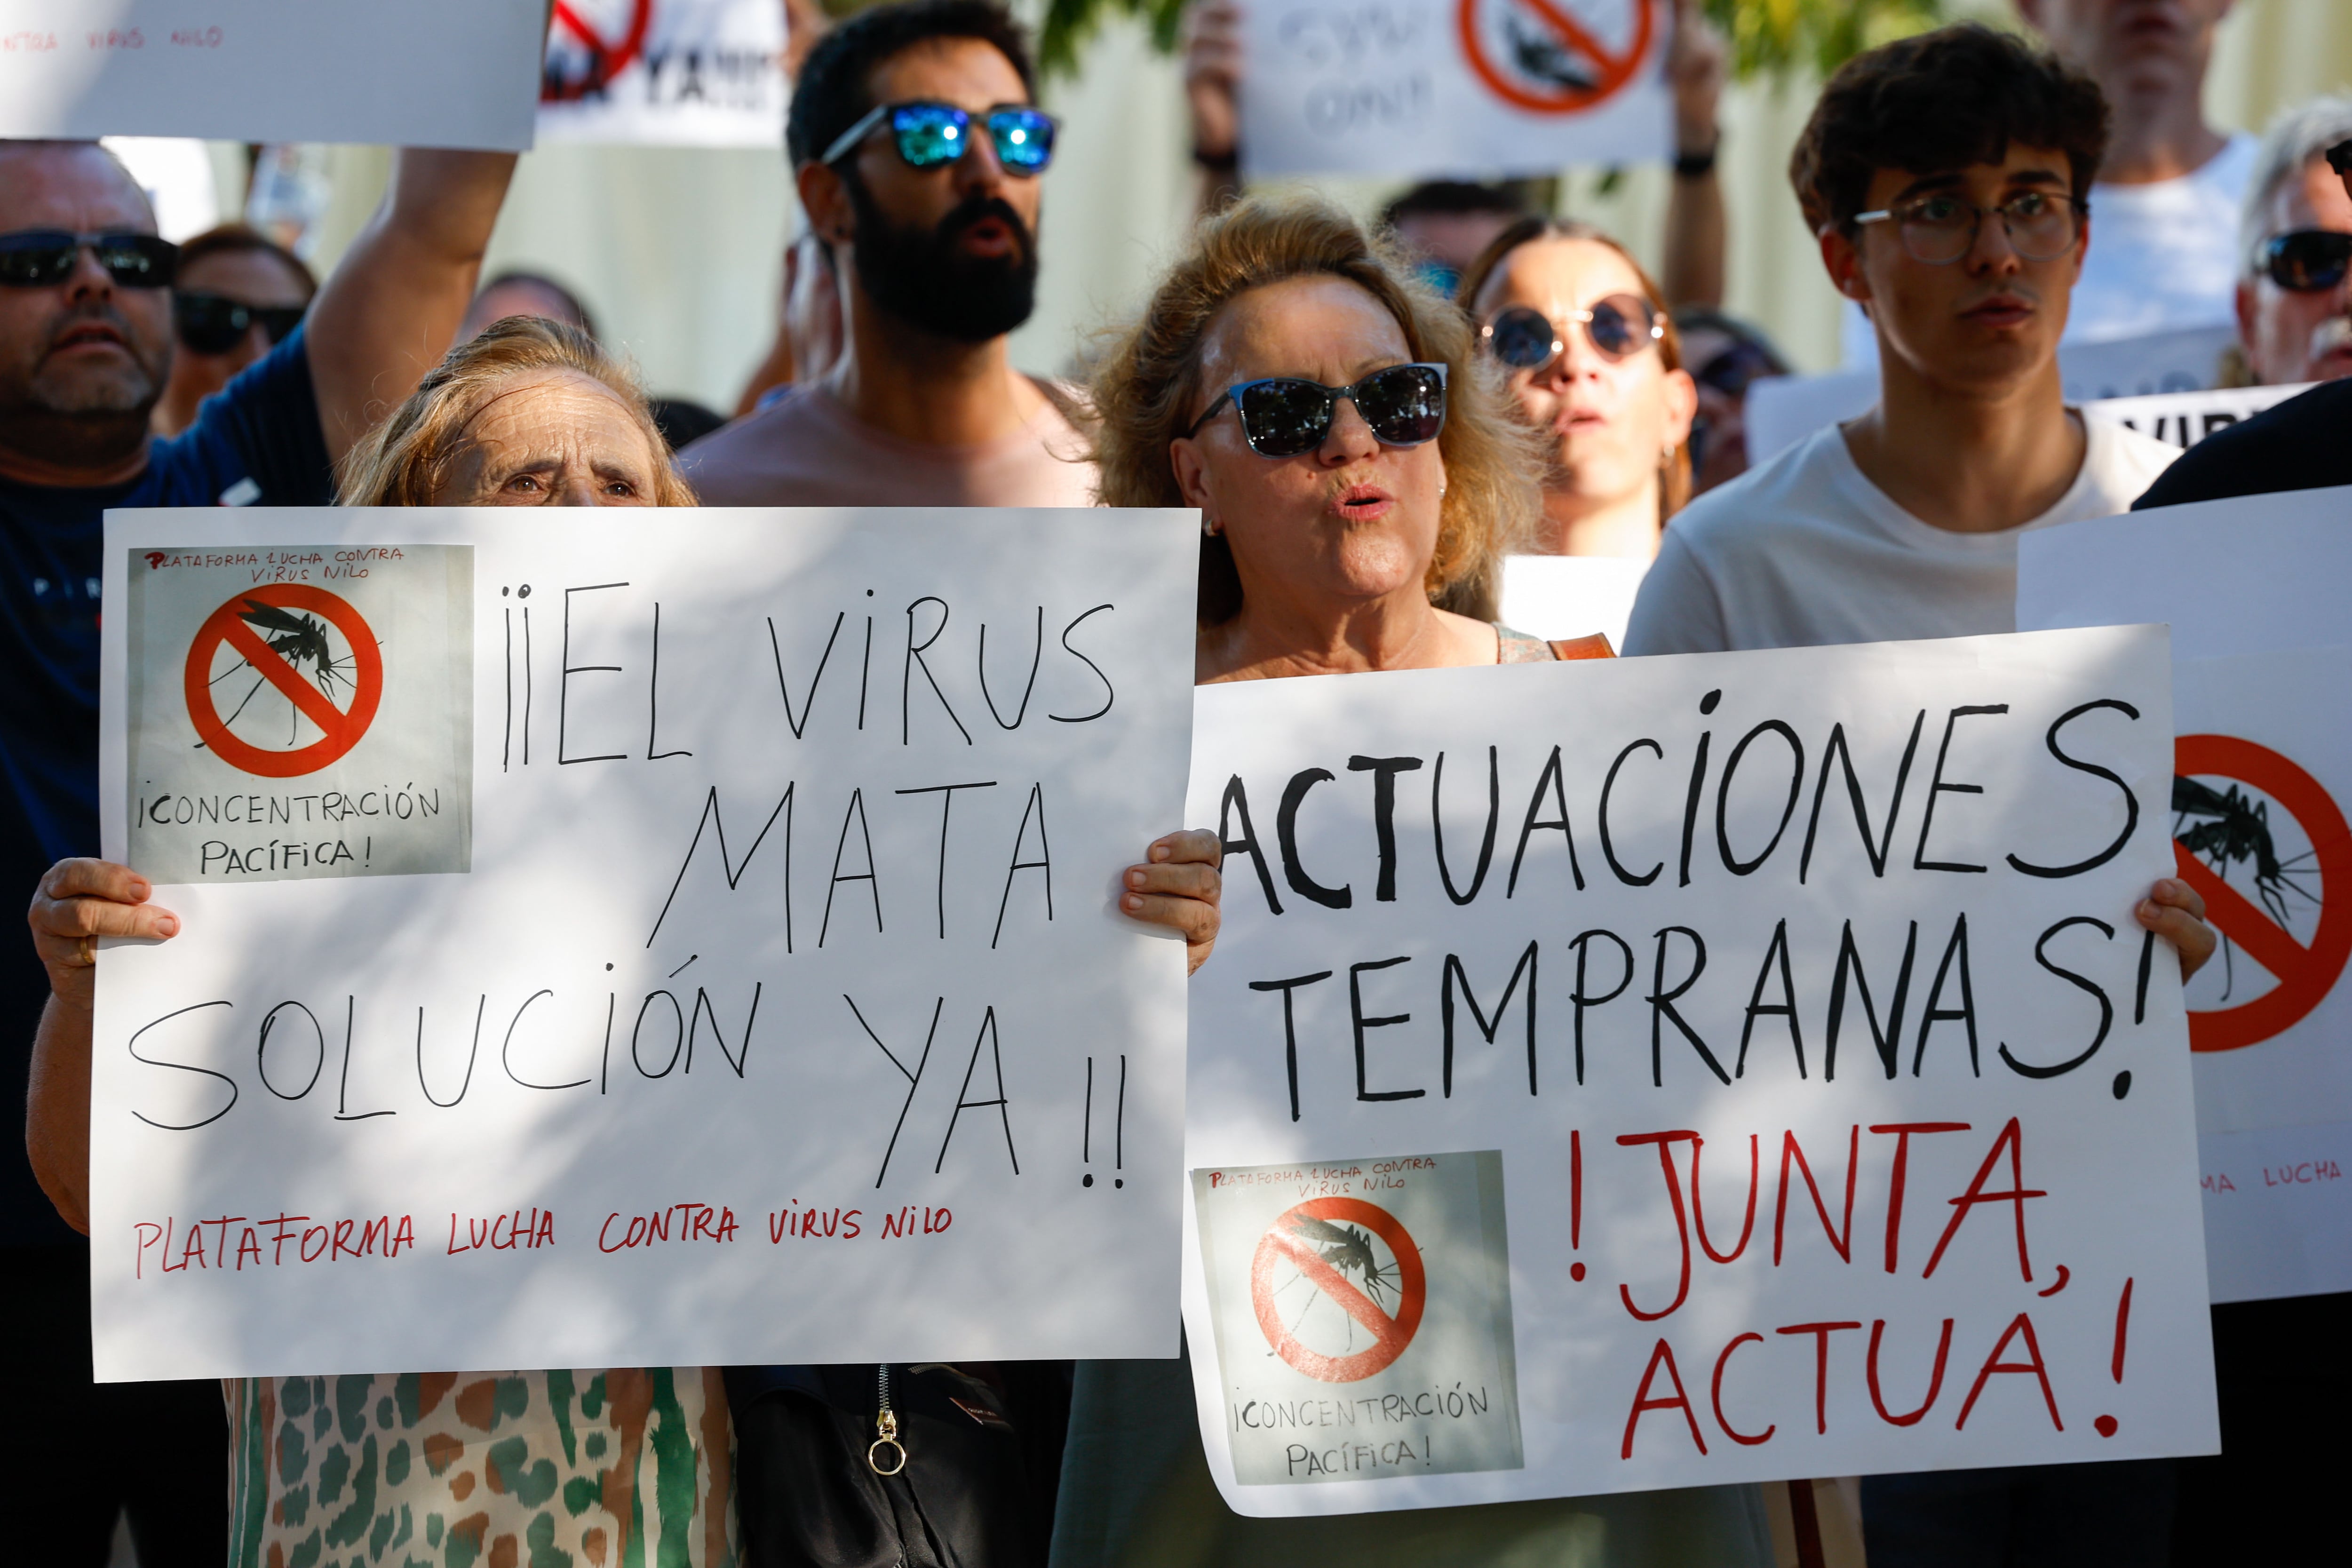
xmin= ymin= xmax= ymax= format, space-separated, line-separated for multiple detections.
xmin=846 ymin=177 xmax=1039 ymax=344
xmin=0 ymin=300 xmax=168 ymax=472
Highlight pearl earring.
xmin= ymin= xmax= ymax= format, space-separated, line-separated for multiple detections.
xmin=1202 ymin=517 xmax=1220 ymax=537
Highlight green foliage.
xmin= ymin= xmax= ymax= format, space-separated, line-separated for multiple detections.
xmin=1038 ymin=0 xmax=1190 ymax=77
xmin=1703 ymin=0 xmax=1946 ymax=81
xmin=1033 ymin=0 xmax=1947 ymax=83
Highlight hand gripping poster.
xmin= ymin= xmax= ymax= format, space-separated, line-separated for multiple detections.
xmin=1182 ymin=627 xmax=2217 ymax=1512
xmin=2021 ymin=487 xmax=2352 ymax=1304
xmin=94 ymin=506 xmax=1195 ymax=1381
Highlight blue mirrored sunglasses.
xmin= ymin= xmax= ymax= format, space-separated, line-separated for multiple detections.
xmin=821 ymin=100 xmax=1057 ymax=175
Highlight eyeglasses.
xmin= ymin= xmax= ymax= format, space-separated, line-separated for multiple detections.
xmin=1184 ymin=363 xmax=1448 ymax=458
xmin=1852 ymin=190 xmax=2087 ymax=265
xmin=175 ymin=292 xmax=306 ymax=354
xmin=1479 ymin=297 xmax=1663 ymax=372
xmin=821 ymin=100 xmax=1057 ymax=175
xmin=2259 ymin=229 xmax=2352 ymax=293
xmin=0 ymin=229 xmax=178 ymax=288
xmin=2327 ymin=138 xmax=2352 ymax=176
xmin=1693 ymin=339 xmax=1781 ymax=399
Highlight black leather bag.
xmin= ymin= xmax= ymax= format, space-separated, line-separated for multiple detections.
xmin=725 ymin=1363 xmax=1065 ymax=1568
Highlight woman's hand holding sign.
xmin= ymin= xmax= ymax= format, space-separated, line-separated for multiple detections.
xmin=1125 ymin=829 xmax=1224 ymax=974
xmin=2139 ymin=875 xmax=2215 ymax=982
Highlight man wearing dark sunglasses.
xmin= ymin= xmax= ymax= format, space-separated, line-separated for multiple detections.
xmin=0 ymin=137 xmax=516 ymax=1568
xmin=151 ymin=223 xmax=315 ymax=437
xmin=2136 ymin=117 xmax=2352 ymax=511
xmin=684 ymin=0 xmax=1094 ymax=510
xmin=2229 ymin=96 xmax=2352 ymax=388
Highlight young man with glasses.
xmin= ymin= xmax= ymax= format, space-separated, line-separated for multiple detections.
xmin=1626 ymin=24 xmax=2179 ymax=659
xmin=1626 ymin=29 xmax=2196 ymax=1560
xmin=2133 ymin=127 xmax=2352 ymax=512
xmin=681 ymin=0 xmax=1093 ymax=508
xmin=0 ymin=137 xmax=515 ymax=1568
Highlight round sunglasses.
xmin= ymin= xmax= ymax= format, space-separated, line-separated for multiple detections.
xmin=2260 ymin=229 xmax=2352 ymax=293
xmin=1480 ymin=297 xmax=1662 ymax=373
xmin=821 ymin=100 xmax=1057 ymax=176
xmin=175 ymin=292 xmax=307 ymax=354
xmin=1185 ymin=363 xmax=1448 ymax=458
xmin=0 ymin=229 xmax=178 ymax=289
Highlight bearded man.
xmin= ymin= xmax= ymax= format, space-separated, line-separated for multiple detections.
xmin=682 ymin=0 xmax=1092 ymax=506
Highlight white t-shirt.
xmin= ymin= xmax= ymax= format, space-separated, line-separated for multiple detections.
xmin=1842 ymin=132 xmax=2260 ymax=366
xmin=1621 ymin=415 xmax=2180 ymax=655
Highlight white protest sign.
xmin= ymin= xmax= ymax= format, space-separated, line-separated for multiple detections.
xmin=1181 ymin=629 xmax=2215 ymax=1512
xmin=1498 ymin=554 xmax=1647 ymax=653
xmin=1240 ymin=0 xmax=1671 ymax=180
xmin=2021 ymin=488 xmax=2352 ymax=1303
xmin=92 ymin=506 xmax=1196 ymax=1381
xmin=1748 ymin=326 xmax=2245 ymax=468
xmin=2083 ymin=382 xmax=2308 ymax=453
xmin=0 ymin=1 xmax=543 ymax=149
xmin=538 ymin=0 xmax=787 ymax=149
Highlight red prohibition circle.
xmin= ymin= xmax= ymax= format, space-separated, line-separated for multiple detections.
xmin=182 ymin=584 xmax=383 ymax=779
xmin=1249 ymin=1197 xmax=1427 ymax=1383
xmin=544 ymin=0 xmax=655 ymax=102
xmin=1457 ymin=0 xmax=1656 ymax=116
xmin=2173 ymin=733 xmax=2352 ymax=1053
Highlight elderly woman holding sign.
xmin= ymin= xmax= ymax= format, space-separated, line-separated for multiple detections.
xmin=27 ymin=317 xmax=1224 ymax=1568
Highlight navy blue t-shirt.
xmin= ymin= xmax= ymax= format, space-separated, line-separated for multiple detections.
xmin=0 ymin=326 xmax=333 ymax=1246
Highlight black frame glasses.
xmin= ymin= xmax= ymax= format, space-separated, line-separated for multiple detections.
xmin=1479 ymin=297 xmax=1663 ymax=372
xmin=820 ymin=100 xmax=1057 ymax=175
xmin=1852 ymin=190 xmax=2088 ymax=265
xmin=2259 ymin=229 xmax=2352 ymax=293
xmin=2327 ymin=138 xmax=2352 ymax=176
xmin=0 ymin=229 xmax=178 ymax=289
xmin=1185 ymin=363 xmax=1448 ymax=458
xmin=174 ymin=292 xmax=308 ymax=354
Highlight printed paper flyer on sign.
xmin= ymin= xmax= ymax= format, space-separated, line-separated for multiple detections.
xmin=126 ymin=545 xmax=473 ymax=884
xmin=538 ymin=0 xmax=789 ymax=148
xmin=1183 ymin=628 xmax=2216 ymax=1513
xmin=2019 ymin=490 xmax=2352 ymax=1305
xmin=0 ymin=0 xmax=544 ymax=148
xmin=92 ymin=506 xmax=1196 ymax=1382
xmin=1194 ymin=1150 xmax=1522 ymax=1484
xmin=1240 ymin=0 xmax=1672 ymax=180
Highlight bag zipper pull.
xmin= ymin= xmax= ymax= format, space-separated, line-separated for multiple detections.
xmin=867 ymin=1362 xmax=906 ymax=1475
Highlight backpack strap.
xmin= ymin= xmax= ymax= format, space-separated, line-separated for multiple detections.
xmin=1549 ymin=634 xmax=1616 ymax=661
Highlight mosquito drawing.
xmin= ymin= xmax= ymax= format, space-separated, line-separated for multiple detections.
xmin=205 ymin=599 xmax=362 ymax=747
xmin=1269 ymin=1212 xmax=1401 ymax=1356
xmin=2173 ymin=775 xmax=2321 ymax=999
xmin=1506 ymin=16 xmax=1601 ymax=93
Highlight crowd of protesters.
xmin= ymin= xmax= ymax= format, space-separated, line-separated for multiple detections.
xmin=4 ymin=0 xmax=2346 ymax=1565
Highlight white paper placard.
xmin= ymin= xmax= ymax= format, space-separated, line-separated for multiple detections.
xmin=0 ymin=0 xmax=544 ymax=149
xmin=1747 ymin=326 xmax=2248 ymax=468
xmin=1182 ymin=628 xmax=2215 ymax=1512
xmin=1498 ymin=554 xmax=1647 ymax=653
xmin=1240 ymin=0 xmax=1671 ymax=180
xmin=538 ymin=0 xmax=788 ymax=149
xmin=91 ymin=506 xmax=1197 ymax=1381
xmin=2021 ymin=489 xmax=2352 ymax=1303
xmin=2082 ymin=383 xmax=2308 ymax=453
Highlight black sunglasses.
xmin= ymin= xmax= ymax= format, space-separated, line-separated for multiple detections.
xmin=2260 ymin=230 xmax=2352 ymax=293
xmin=2327 ymin=138 xmax=2352 ymax=176
xmin=0 ymin=229 xmax=178 ymax=289
xmin=1480 ymin=297 xmax=1662 ymax=372
xmin=175 ymin=292 xmax=307 ymax=354
xmin=1185 ymin=363 xmax=1448 ymax=458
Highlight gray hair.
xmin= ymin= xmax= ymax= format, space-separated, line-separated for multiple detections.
xmin=2241 ymin=94 xmax=2352 ymax=278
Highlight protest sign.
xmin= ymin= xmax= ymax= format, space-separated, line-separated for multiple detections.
xmin=1498 ymin=555 xmax=1647 ymax=653
xmin=538 ymin=0 xmax=788 ymax=149
xmin=0 ymin=1 xmax=543 ymax=148
xmin=2021 ymin=488 xmax=2352 ymax=1303
xmin=1240 ymin=0 xmax=1671 ymax=180
xmin=1746 ymin=326 xmax=2243 ymax=468
xmin=2082 ymin=382 xmax=2308 ymax=452
xmin=1182 ymin=628 xmax=2215 ymax=1511
xmin=92 ymin=506 xmax=1196 ymax=1381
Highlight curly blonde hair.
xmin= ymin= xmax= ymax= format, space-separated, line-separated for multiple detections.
xmin=336 ymin=315 xmax=697 ymax=507
xmin=1089 ymin=193 xmax=1543 ymax=624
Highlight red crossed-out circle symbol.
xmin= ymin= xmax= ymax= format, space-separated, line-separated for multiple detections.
xmin=543 ymin=0 xmax=655 ymax=102
xmin=182 ymin=584 xmax=383 ymax=779
xmin=1457 ymin=0 xmax=1657 ymax=115
xmin=1249 ymin=1197 xmax=1427 ymax=1383
xmin=2172 ymin=733 xmax=2352 ymax=1053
